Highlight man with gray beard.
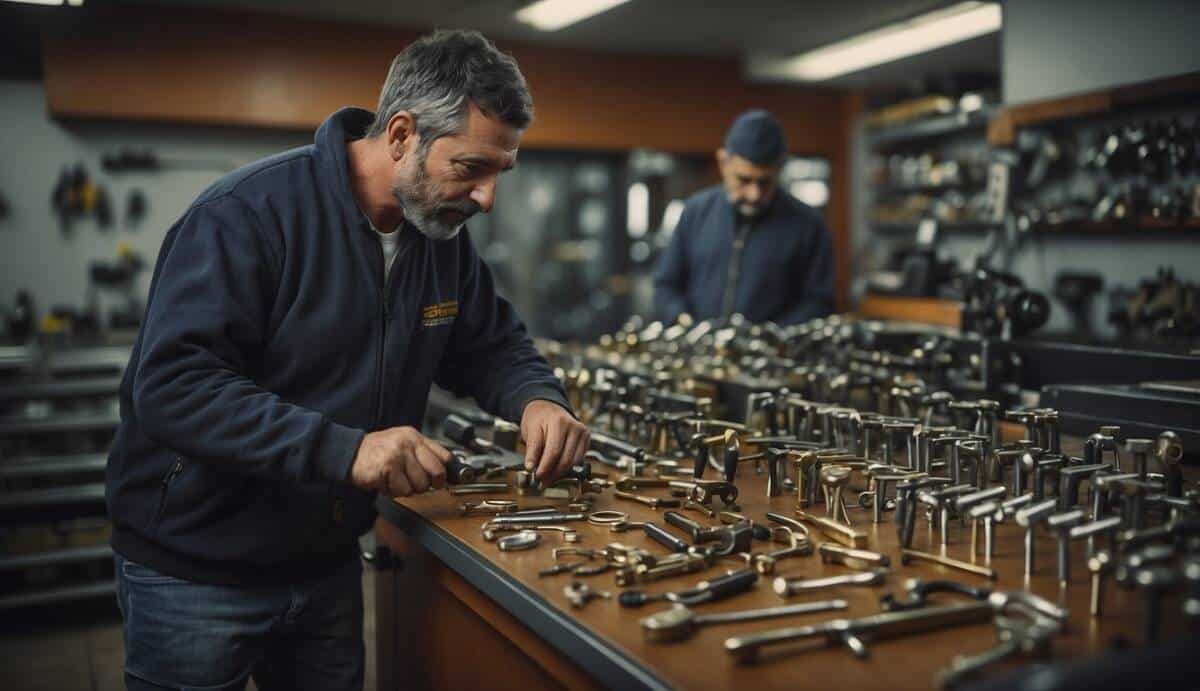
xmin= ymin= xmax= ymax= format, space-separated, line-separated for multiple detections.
xmin=105 ymin=30 xmax=587 ymax=690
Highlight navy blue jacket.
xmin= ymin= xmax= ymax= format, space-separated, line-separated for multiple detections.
xmin=652 ymin=186 xmax=834 ymax=325
xmin=106 ymin=108 xmax=569 ymax=586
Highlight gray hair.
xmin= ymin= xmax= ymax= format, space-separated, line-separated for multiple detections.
xmin=366 ymin=30 xmax=533 ymax=151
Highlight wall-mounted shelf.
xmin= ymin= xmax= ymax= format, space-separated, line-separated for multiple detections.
xmin=1030 ymin=218 xmax=1200 ymax=235
xmin=0 ymin=453 xmax=108 ymax=481
xmin=872 ymin=218 xmax=1200 ymax=237
xmin=871 ymin=221 xmax=999 ymax=234
xmin=0 ymin=376 xmax=121 ymax=405
xmin=0 ymin=411 xmax=120 ymax=436
xmin=867 ymin=107 xmax=996 ymax=148
xmin=0 ymin=580 xmax=116 ymax=611
xmin=857 ymin=294 xmax=963 ymax=328
xmin=873 ymin=182 xmax=981 ymax=195
xmin=988 ymin=71 xmax=1200 ymax=146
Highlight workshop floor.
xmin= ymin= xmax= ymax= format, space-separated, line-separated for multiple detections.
xmin=0 ymin=567 xmax=379 ymax=691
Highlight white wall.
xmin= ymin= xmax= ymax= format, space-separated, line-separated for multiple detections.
xmin=0 ymin=79 xmax=310 ymax=328
xmin=1003 ymin=0 xmax=1200 ymax=105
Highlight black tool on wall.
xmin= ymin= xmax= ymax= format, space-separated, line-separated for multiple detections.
xmin=125 ymin=188 xmax=148 ymax=228
xmin=88 ymin=243 xmax=146 ymax=330
xmin=1054 ymin=271 xmax=1105 ymax=341
xmin=4 ymin=291 xmax=36 ymax=343
xmin=51 ymin=164 xmax=111 ymax=231
xmin=960 ymin=265 xmax=1051 ymax=340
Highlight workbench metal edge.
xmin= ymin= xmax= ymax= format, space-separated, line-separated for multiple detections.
xmin=375 ymin=495 xmax=673 ymax=691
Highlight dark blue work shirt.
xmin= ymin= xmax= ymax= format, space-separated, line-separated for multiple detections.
xmin=652 ymin=186 xmax=834 ymax=326
xmin=105 ymin=108 xmax=568 ymax=586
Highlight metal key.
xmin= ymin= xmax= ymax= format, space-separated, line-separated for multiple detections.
xmin=615 ymin=489 xmax=682 ymax=509
xmin=773 ymin=569 xmax=887 ymax=597
xmin=460 ymin=500 xmax=518 ymax=516
xmin=564 ymin=580 xmax=611 ymax=608
xmin=483 ymin=524 xmax=581 ymax=543
xmin=900 ymin=549 xmax=998 ymax=580
xmin=818 ymin=543 xmax=891 ymax=570
xmin=608 ymin=519 xmax=649 ymax=533
xmin=615 ymin=551 xmax=711 ymax=587
xmin=790 ymin=510 xmax=869 ymax=549
xmin=641 ymin=599 xmax=848 ymax=643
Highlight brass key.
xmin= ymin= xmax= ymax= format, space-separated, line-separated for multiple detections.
xmin=614 ymin=490 xmax=681 ymax=509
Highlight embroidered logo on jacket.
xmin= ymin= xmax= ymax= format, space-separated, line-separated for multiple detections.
xmin=421 ymin=300 xmax=458 ymax=328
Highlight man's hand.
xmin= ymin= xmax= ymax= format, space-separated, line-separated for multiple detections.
xmin=521 ymin=400 xmax=589 ymax=485
xmin=349 ymin=426 xmax=452 ymax=497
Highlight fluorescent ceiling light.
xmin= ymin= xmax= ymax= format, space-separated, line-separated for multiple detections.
xmin=2 ymin=0 xmax=77 ymax=5
xmin=515 ymin=0 xmax=631 ymax=32
xmin=750 ymin=1 xmax=1001 ymax=82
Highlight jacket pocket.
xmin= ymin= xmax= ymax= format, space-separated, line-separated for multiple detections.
xmin=151 ymin=457 xmax=186 ymax=536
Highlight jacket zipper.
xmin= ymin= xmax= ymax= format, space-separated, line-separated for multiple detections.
xmin=373 ymin=289 xmax=387 ymax=430
xmin=371 ymin=236 xmax=394 ymax=431
xmin=153 ymin=458 xmax=184 ymax=529
xmin=723 ymin=222 xmax=752 ymax=318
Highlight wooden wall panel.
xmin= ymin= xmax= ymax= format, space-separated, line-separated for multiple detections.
xmin=42 ymin=1 xmax=853 ymax=310
xmin=41 ymin=3 xmax=847 ymax=154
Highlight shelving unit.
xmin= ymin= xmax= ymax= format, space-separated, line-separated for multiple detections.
xmin=0 ymin=345 xmax=125 ymax=610
xmin=872 ymin=220 xmax=999 ymax=234
xmin=866 ymin=106 xmax=996 ymax=148
xmin=860 ymin=100 xmax=998 ymax=254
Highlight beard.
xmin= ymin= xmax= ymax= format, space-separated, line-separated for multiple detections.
xmin=736 ymin=202 xmax=762 ymax=219
xmin=392 ymin=149 xmax=481 ymax=242
xmin=734 ymin=197 xmax=771 ymax=220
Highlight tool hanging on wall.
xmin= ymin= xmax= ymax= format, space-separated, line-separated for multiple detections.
xmin=4 ymin=291 xmax=37 ymax=344
xmin=51 ymin=164 xmax=111 ymax=232
xmin=88 ymin=242 xmax=146 ymax=330
xmin=125 ymin=188 xmax=148 ymax=229
xmin=101 ymin=147 xmax=235 ymax=174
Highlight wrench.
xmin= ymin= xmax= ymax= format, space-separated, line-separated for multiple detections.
xmin=619 ymin=568 xmax=758 ymax=608
xmin=934 ymin=614 xmax=1059 ymax=689
xmin=726 ymin=601 xmax=994 ymax=663
xmin=640 ymin=599 xmax=848 ymax=643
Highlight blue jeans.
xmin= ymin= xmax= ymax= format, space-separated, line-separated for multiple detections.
xmin=114 ymin=554 xmax=364 ymax=691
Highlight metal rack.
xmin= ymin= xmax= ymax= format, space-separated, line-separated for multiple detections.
xmin=0 ymin=345 xmax=126 ymax=609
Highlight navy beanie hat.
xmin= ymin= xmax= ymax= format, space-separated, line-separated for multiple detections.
xmin=723 ymin=109 xmax=787 ymax=165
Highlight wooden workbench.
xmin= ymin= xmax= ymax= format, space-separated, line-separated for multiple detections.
xmin=373 ymin=435 xmax=1193 ymax=690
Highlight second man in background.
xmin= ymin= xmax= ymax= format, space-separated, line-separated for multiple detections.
xmin=653 ymin=109 xmax=834 ymax=326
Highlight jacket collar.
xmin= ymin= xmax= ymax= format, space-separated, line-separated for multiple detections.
xmin=314 ymin=107 xmax=377 ymax=234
